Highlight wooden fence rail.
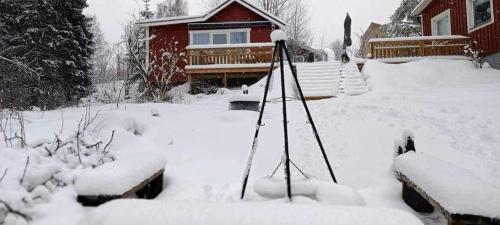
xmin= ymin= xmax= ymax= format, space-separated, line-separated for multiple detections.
xmin=369 ymin=36 xmax=470 ymax=59
xmin=187 ymin=43 xmax=275 ymax=66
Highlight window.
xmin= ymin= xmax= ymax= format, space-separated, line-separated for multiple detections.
xmin=192 ymin=33 xmax=210 ymax=45
xmin=431 ymin=10 xmax=451 ymax=36
xmin=467 ymin=0 xmax=494 ymax=31
xmin=293 ymin=56 xmax=305 ymax=63
xmin=190 ymin=29 xmax=250 ymax=45
xmin=213 ymin=33 xmax=228 ymax=44
xmin=230 ymin=32 xmax=248 ymax=44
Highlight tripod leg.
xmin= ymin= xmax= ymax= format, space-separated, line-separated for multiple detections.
xmin=240 ymin=43 xmax=280 ymax=200
xmin=282 ymin=44 xmax=338 ymax=183
xmin=278 ymin=41 xmax=293 ymax=201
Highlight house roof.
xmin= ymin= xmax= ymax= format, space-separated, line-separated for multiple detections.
xmin=411 ymin=0 xmax=433 ymax=16
xmin=137 ymin=0 xmax=287 ymax=28
xmin=289 ymin=40 xmax=327 ymax=56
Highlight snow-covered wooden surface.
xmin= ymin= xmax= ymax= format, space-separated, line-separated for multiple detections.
xmin=394 ymin=152 xmax=500 ymax=218
xmin=75 ymin=153 xmax=166 ymax=196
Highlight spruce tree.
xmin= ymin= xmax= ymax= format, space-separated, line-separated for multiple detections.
xmin=0 ymin=0 xmax=93 ymax=109
xmin=156 ymin=0 xmax=188 ymax=18
xmin=380 ymin=0 xmax=422 ymax=38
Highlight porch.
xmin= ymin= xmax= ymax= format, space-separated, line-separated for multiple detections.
xmin=185 ymin=43 xmax=277 ymax=89
xmin=368 ymin=35 xmax=470 ymax=60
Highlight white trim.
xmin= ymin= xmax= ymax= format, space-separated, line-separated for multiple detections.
xmin=412 ymin=0 xmax=433 ymax=16
xmin=137 ymin=0 xmax=286 ymax=28
xmin=186 ymin=42 xmax=274 ymax=49
xmin=466 ymin=0 xmax=495 ymax=33
xmin=189 ymin=28 xmax=251 ymax=45
xmin=146 ymin=28 xmax=150 ymax=67
xmin=420 ymin=15 xmax=424 ymax=35
xmin=369 ymin=35 xmax=469 ymax=43
xmin=185 ymin=63 xmax=273 ymax=69
xmin=431 ymin=9 xmax=452 ymax=36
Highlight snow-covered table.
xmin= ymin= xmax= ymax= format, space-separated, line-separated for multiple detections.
xmin=394 ymin=152 xmax=500 ymax=225
xmin=75 ymin=152 xmax=166 ymax=206
xmin=228 ymin=94 xmax=261 ymax=111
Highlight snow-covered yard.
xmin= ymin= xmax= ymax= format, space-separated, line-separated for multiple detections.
xmin=1 ymin=59 xmax=500 ymax=225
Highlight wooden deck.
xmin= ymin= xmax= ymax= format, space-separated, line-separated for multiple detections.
xmin=186 ymin=43 xmax=276 ymax=73
xmin=185 ymin=43 xmax=277 ymax=88
xmin=369 ymin=36 xmax=470 ymax=59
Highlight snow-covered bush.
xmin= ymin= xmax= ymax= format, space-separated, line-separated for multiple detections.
xmin=0 ymin=107 xmax=116 ymax=225
xmin=464 ymin=41 xmax=483 ymax=68
xmin=167 ymin=83 xmax=193 ymax=104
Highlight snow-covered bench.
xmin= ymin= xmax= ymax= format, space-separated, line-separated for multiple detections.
xmin=394 ymin=152 xmax=500 ymax=225
xmin=75 ymin=153 xmax=166 ymax=206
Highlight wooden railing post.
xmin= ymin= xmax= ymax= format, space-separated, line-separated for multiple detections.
xmin=419 ymin=41 xmax=425 ymax=57
xmin=370 ymin=42 xmax=375 ymax=59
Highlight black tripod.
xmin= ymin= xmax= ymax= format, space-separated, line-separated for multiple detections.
xmin=240 ymin=38 xmax=338 ymax=201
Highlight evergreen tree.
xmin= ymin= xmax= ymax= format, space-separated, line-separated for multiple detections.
xmin=380 ymin=0 xmax=422 ymax=37
xmin=0 ymin=0 xmax=93 ymax=109
xmin=156 ymin=0 xmax=188 ymax=18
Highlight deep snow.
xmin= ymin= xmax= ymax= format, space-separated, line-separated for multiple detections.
xmin=1 ymin=59 xmax=500 ymax=225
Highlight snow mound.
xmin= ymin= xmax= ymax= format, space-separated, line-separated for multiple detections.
xmin=363 ymin=59 xmax=500 ymax=94
xmin=271 ymin=30 xmax=287 ymax=42
xmin=254 ymin=177 xmax=366 ymax=206
xmin=394 ymin=152 xmax=500 ymax=218
xmin=249 ymin=66 xmax=298 ymax=101
xmin=75 ymin=152 xmax=166 ymax=196
xmin=227 ymin=94 xmax=261 ymax=102
xmin=84 ymin=200 xmax=423 ymax=225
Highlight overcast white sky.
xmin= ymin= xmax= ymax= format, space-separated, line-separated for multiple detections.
xmin=85 ymin=0 xmax=401 ymax=46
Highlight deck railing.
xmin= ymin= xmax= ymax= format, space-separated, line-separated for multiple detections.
xmin=186 ymin=43 xmax=275 ymax=66
xmin=369 ymin=36 xmax=470 ymax=59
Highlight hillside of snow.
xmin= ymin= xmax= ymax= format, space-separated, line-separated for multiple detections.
xmin=1 ymin=59 xmax=499 ymax=225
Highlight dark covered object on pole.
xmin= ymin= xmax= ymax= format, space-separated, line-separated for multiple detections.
xmin=342 ymin=13 xmax=352 ymax=63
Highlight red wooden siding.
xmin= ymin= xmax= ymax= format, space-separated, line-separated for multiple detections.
xmin=421 ymin=0 xmax=500 ymax=55
xmin=204 ymin=2 xmax=273 ymax=42
xmin=149 ymin=24 xmax=189 ymax=82
xmin=207 ymin=2 xmax=267 ymax=23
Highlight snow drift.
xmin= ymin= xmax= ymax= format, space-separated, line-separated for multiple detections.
xmin=84 ymin=200 xmax=423 ymax=225
xmin=363 ymin=59 xmax=500 ymax=93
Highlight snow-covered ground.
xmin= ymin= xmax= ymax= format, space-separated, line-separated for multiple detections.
xmin=1 ymin=59 xmax=499 ymax=225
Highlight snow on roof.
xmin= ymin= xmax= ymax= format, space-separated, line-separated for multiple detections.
xmin=137 ymin=0 xmax=287 ymax=28
xmin=411 ymin=0 xmax=433 ymax=16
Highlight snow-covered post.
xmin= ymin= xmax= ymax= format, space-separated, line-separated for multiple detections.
xmin=272 ymin=29 xmax=293 ymax=202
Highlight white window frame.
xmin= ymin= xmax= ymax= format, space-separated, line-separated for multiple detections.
xmin=431 ymin=9 xmax=452 ymax=36
xmin=189 ymin=28 xmax=251 ymax=45
xmin=466 ymin=0 xmax=495 ymax=33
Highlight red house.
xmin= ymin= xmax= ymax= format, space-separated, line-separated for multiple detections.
xmin=137 ymin=0 xmax=286 ymax=90
xmin=412 ymin=0 xmax=500 ymax=68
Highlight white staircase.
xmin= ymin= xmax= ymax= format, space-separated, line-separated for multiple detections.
xmin=296 ymin=62 xmax=341 ymax=99
xmin=339 ymin=62 xmax=369 ymax=96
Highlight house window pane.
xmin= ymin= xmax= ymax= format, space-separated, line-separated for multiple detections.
xmin=437 ymin=16 xmax=451 ymax=36
xmin=193 ymin=33 xmax=209 ymax=45
xmin=213 ymin=34 xmax=228 ymax=44
xmin=230 ymin=32 xmax=248 ymax=44
xmin=473 ymin=0 xmax=492 ymax=27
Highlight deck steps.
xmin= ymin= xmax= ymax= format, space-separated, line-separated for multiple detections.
xmin=338 ymin=62 xmax=369 ymax=96
xmin=296 ymin=62 xmax=341 ymax=99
